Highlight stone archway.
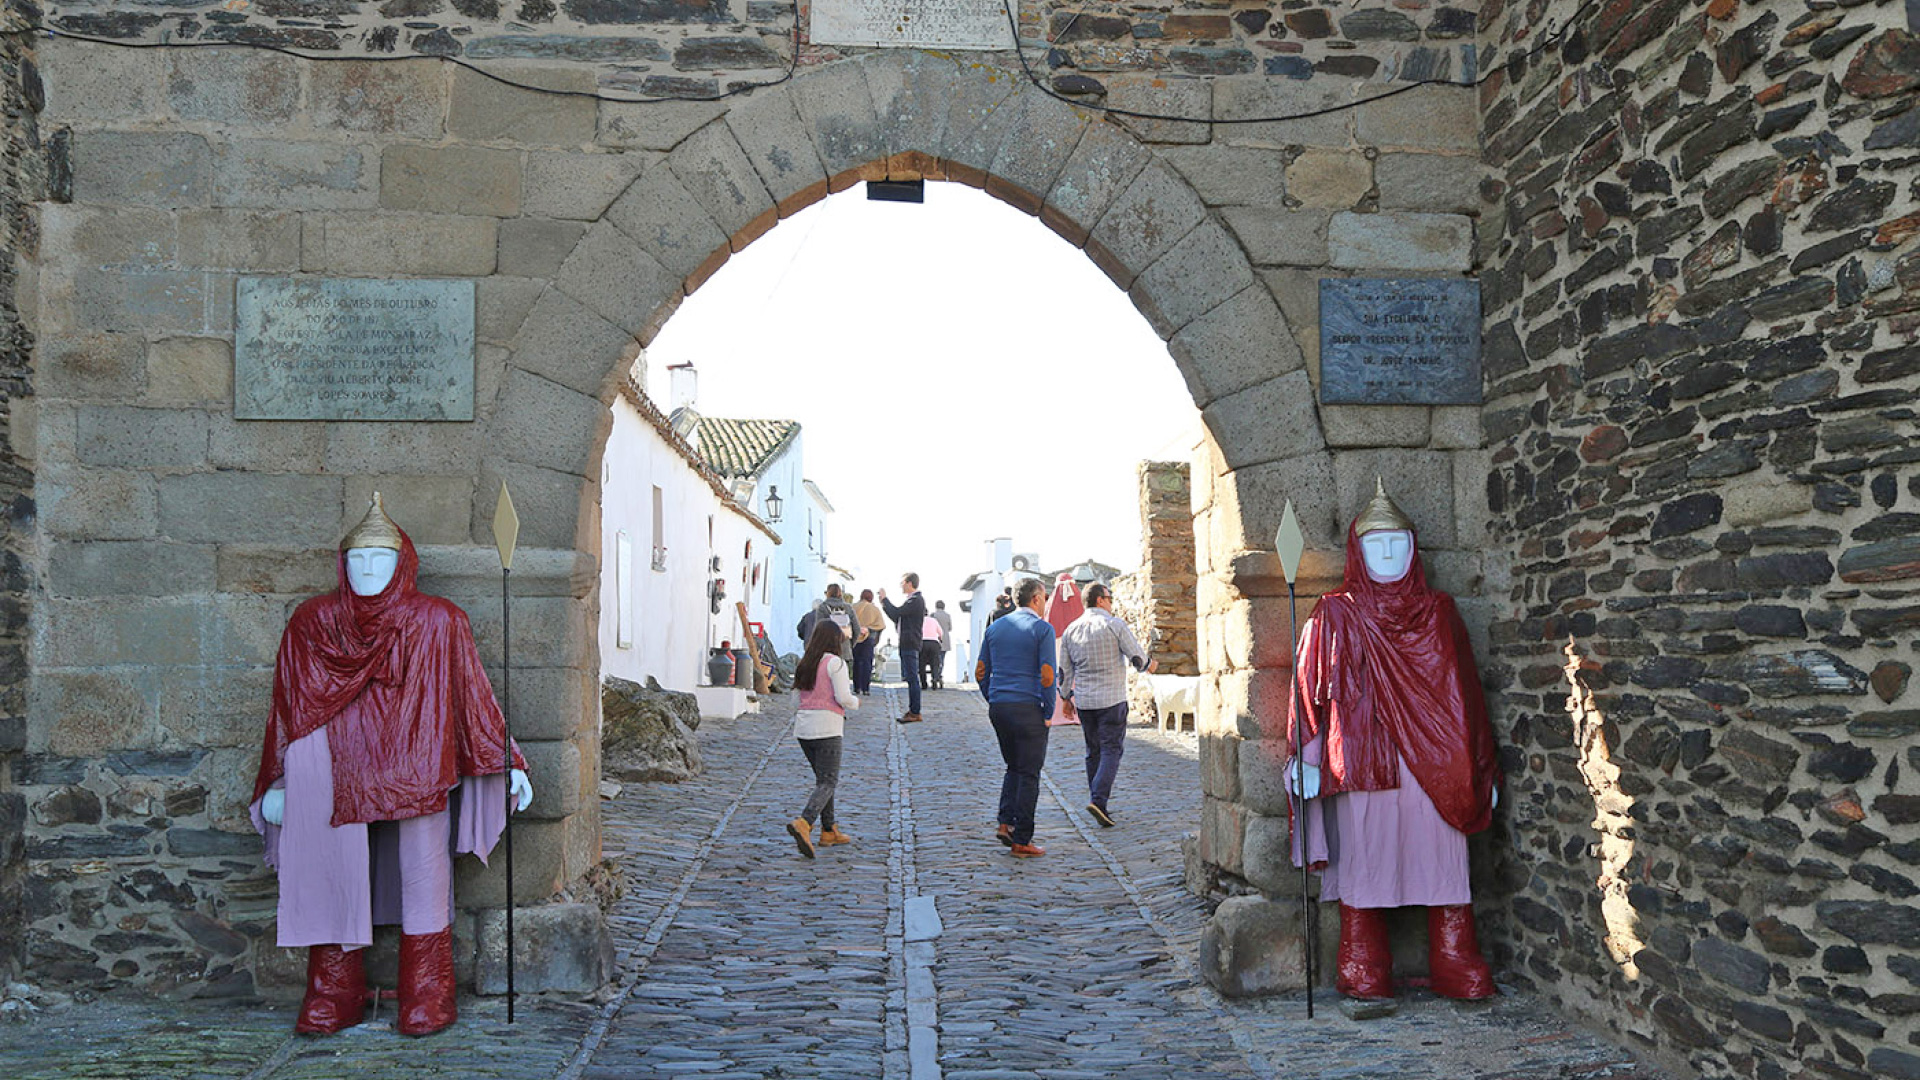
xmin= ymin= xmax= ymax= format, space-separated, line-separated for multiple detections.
xmin=22 ymin=38 xmax=1484 ymax=993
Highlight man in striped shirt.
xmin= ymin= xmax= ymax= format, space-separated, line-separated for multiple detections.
xmin=1058 ymin=582 xmax=1154 ymax=827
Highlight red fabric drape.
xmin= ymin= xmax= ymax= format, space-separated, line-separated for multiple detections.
xmin=1287 ymin=522 xmax=1499 ymax=835
xmin=1046 ymin=574 xmax=1083 ymax=638
xmin=253 ymin=532 xmax=525 ymax=826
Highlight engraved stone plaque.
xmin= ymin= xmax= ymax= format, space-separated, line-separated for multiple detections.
xmin=1319 ymin=278 xmax=1482 ymax=405
xmin=811 ymin=0 xmax=1015 ymax=50
xmin=236 ymin=277 xmax=475 ymax=421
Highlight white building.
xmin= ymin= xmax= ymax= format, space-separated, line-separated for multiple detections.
xmin=668 ymin=365 xmax=835 ymax=657
xmin=598 ymin=372 xmax=780 ymax=695
xmin=958 ymin=540 xmax=1125 ymax=669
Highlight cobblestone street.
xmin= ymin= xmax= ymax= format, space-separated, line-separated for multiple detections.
xmin=0 ymin=687 xmax=1662 ymax=1079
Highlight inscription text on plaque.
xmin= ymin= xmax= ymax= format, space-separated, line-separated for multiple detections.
xmin=811 ymin=0 xmax=1014 ymax=50
xmin=1318 ymin=278 xmax=1482 ymax=406
xmin=236 ymin=277 xmax=475 ymax=421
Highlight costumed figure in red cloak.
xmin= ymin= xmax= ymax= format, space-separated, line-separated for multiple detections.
xmin=1044 ymin=574 xmax=1085 ymax=726
xmin=251 ymin=494 xmax=532 ymax=1036
xmin=1287 ymin=480 xmax=1500 ymax=1001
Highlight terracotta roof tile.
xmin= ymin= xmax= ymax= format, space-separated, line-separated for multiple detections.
xmin=692 ymin=417 xmax=799 ymax=479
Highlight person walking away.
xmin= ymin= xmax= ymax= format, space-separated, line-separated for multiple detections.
xmin=787 ymin=620 xmax=860 ymax=858
xmin=988 ymin=587 xmax=1017 ymax=626
xmin=879 ymin=574 xmax=928 ymax=723
xmin=814 ymin=583 xmax=862 ymax=664
xmin=852 ymin=589 xmax=886 ymax=694
xmin=1058 ymin=582 xmax=1154 ymax=828
xmin=931 ymin=601 xmax=954 ymax=689
xmin=975 ymin=579 xmax=1058 ymax=857
xmin=920 ymin=612 xmax=945 ymax=691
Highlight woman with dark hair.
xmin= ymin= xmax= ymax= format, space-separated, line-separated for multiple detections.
xmin=787 ymin=619 xmax=859 ymax=858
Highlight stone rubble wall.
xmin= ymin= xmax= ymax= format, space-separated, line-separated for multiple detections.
xmin=0 ymin=0 xmax=40 ymax=979
xmin=17 ymin=7 xmax=1491 ymax=994
xmin=1480 ymin=1 xmax=1920 ymax=1077
xmin=1110 ymin=461 xmax=1197 ymax=725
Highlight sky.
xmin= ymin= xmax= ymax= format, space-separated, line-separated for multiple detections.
xmin=643 ymin=181 xmax=1204 ymax=620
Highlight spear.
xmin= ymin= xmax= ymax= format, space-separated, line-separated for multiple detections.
xmin=492 ymin=482 xmax=520 ymax=1023
xmin=1275 ymin=500 xmax=1313 ymax=1019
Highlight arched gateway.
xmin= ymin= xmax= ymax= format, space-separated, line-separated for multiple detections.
xmin=19 ymin=40 xmax=1488 ymax=994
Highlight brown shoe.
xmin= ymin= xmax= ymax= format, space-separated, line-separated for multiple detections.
xmin=787 ymin=817 xmax=815 ymax=859
xmin=818 ymin=827 xmax=853 ymax=846
xmin=899 ymin=712 xmax=923 ymax=723
xmin=1009 ymin=843 xmax=1046 ymax=858
xmin=995 ymin=824 xmax=1014 ymax=848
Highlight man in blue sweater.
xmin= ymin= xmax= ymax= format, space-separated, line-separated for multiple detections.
xmin=975 ymin=578 xmax=1058 ymax=857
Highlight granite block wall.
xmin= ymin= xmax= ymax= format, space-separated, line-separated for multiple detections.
xmin=1479 ymin=1 xmax=1920 ymax=1076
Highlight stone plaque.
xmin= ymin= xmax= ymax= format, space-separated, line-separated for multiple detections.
xmin=1319 ymin=279 xmax=1482 ymax=405
xmin=811 ymin=0 xmax=1015 ymax=50
xmin=236 ymin=277 xmax=475 ymax=421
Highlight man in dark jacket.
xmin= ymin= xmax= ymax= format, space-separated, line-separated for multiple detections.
xmin=879 ymin=573 xmax=927 ymax=723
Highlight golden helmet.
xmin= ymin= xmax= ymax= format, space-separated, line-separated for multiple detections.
xmin=341 ymin=492 xmax=403 ymax=552
xmin=1353 ymin=477 xmax=1415 ymax=537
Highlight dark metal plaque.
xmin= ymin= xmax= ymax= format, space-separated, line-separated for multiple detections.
xmin=1318 ymin=278 xmax=1482 ymax=405
xmin=235 ymin=277 xmax=475 ymax=421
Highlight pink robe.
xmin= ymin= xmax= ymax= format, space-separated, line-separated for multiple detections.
xmin=252 ymin=721 xmax=510 ymax=949
xmin=1291 ymin=737 xmax=1470 ymax=909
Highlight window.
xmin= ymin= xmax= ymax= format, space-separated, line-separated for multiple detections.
xmin=650 ymin=486 xmax=666 ymax=571
xmin=615 ymin=532 xmax=633 ymax=649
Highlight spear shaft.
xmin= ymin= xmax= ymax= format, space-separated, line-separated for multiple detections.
xmin=1287 ymin=580 xmax=1312 ymax=1019
xmin=502 ymin=564 xmax=515 ymax=1024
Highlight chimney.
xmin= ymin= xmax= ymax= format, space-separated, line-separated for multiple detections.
xmin=669 ymin=363 xmax=699 ymax=412
xmin=991 ymin=538 xmax=1012 ymax=575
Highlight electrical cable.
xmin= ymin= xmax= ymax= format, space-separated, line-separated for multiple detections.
xmin=17 ymin=0 xmax=1604 ymax=124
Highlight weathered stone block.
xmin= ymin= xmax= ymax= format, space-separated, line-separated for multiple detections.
xmin=211 ymin=140 xmax=379 ymax=211
xmin=48 ymin=541 xmax=215 ymax=598
xmin=76 ymin=407 xmax=207 ymax=468
xmin=516 ymin=738 xmax=583 ymax=820
xmin=1202 ymin=371 xmax=1325 ymax=471
xmin=1089 ymin=162 xmax=1209 ymax=289
xmin=177 ymin=210 xmax=302 ymax=271
xmin=342 ymin=477 xmax=474 ymax=547
xmin=498 ymin=217 xmax=590 ymax=279
xmin=1200 ymin=732 xmax=1241 ymax=801
xmin=790 ymin=60 xmax=886 ymax=180
xmin=986 ymin=93 xmax=1091 ymax=216
xmin=158 ymin=473 xmax=343 ymax=545
xmin=553 ymin=221 xmax=679 ymax=342
xmin=605 ymin=164 xmax=731 ymax=281
xmin=1200 ymin=895 xmax=1333 ymax=996
xmin=1240 ymin=812 xmax=1304 ymax=895
xmin=1131 ymin=219 xmax=1257 ymax=339
xmin=71 ymin=132 xmax=210 ymax=208
xmin=1453 ymin=450 xmax=1494 ymax=550
xmin=1167 ymin=279 xmax=1303 ymax=410
xmin=167 ymin=50 xmax=300 ymax=127
xmin=1430 ymin=406 xmax=1482 ymax=449
xmin=1375 ymin=153 xmax=1482 ymax=214
xmin=301 ymin=213 xmax=497 ymax=277
xmin=1216 ymin=452 xmax=1342 ymax=553
xmin=1329 ymin=212 xmax=1473 ymax=271
xmin=1321 ymin=404 xmax=1432 ymax=448
xmin=1041 ymin=120 xmax=1153 ymax=245
xmin=1287 ymin=151 xmax=1372 ymax=210
xmin=204 ymin=595 xmax=292 ymax=667
xmin=1238 ymin=736 xmax=1296 ymax=818
xmin=40 ymin=467 xmax=160 ymax=541
xmin=723 ymin=85 xmax=830 ymax=209
xmin=1724 ymin=478 xmax=1814 ymax=526
xmin=1220 ymin=207 xmax=1332 ymax=268
xmin=598 ymin=98 xmax=728 ymax=151
xmin=208 ymin=416 xmax=328 ymax=473
xmin=476 ymin=277 xmax=545 ymax=347
xmin=68 ymin=266 xmax=219 ymax=336
xmin=39 ymin=38 xmax=168 ymax=122
xmin=1106 ymin=74 xmax=1211 ymax=145
xmin=491 ymin=369 xmax=605 ymax=478
xmin=498 ymin=667 xmax=599 ymax=742
xmin=1334 ymin=450 xmax=1456 ymax=549
xmin=472 ymin=460 xmax=589 ymax=549
xmin=39 ymin=334 xmax=146 ymax=402
xmin=1200 ymin=794 xmax=1246 ymax=873
xmin=525 ymin=151 xmax=653 ymax=221
xmin=1357 ymin=84 xmax=1478 ymax=151
xmin=1213 ymin=77 xmax=1352 ymax=148
xmin=214 ymin=547 xmax=336 ymax=597
xmin=1163 ymin=143 xmax=1288 ymax=208
xmin=936 ymin=64 xmax=1023 ymax=177
xmin=452 ymin=818 xmax=571 ymax=903
xmin=37 ymin=598 xmax=207 ymax=673
xmin=667 ymin=122 xmax=776 ymax=240
xmin=311 ymin=61 xmax=447 ymax=137
xmin=865 ymin=51 xmax=957 ymax=162
xmin=29 ymin=669 xmax=159 ymax=756
xmin=381 ymin=145 xmax=523 ymax=217
xmin=473 ymin=902 xmax=612 ymax=994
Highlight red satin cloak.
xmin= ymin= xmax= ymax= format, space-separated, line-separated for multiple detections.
xmin=1286 ymin=521 xmax=1500 ymax=835
xmin=252 ymin=531 xmax=526 ymax=826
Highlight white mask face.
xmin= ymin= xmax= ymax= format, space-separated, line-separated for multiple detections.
xmin=345 ymin=547 xmax=399 ymax=597
xmin=1359 ymin=529 xmax=1414 ymax=584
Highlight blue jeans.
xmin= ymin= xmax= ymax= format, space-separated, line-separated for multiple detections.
xmin=852 ymin=635 xmax=877 ymax=694
xmin=1079 ymin=702 xmax=1128 ymax=810
xmin=989 ymin=700 xmax=1049 ymax=845
xmin=899 ymin=644 xmax=922 ymax=715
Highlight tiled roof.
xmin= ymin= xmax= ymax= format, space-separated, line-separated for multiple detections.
xmin=614 ymin=378 xmax=782 ymax=543
xmin=693 ymin=417 xmax=799 ymax=479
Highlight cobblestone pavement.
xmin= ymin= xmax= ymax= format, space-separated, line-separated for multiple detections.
xmin=0 ymin=685 xmax=1665 ymax=1080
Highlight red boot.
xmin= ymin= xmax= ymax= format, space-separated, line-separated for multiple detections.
xmin=1428 ymin=904 xmax=1496 ymax=1000
xmin=295 ymin=944 xmax=367 ymax=1034
xmin=1336 ymin=904 xmax=1394 ymax=1000
xmin=397 ymin=928 xmax=458 ymax=1036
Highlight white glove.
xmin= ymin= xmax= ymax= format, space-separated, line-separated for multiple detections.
xmin=1491 ymin=785 xmax=1500 ymax=810
xmin=1285 ymin=759 xmax=1321 ymax=800
xmin=510 ymin=769 xmax=534 ymax=813
xmin=261 ymin=788 xmax=285 ymax=827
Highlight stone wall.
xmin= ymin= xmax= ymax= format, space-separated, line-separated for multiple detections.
xmin=0 ymin=0 xmax=41 ymax=979
xmin=1134 ymin=461 xmax=1198 ymax=676
xmin=1480 ymin=1 xmax=1920 ymax=1077
xmin=17 ymin=7 xmax=1490 ymax=994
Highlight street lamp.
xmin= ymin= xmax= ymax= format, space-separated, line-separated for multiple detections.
xmin=764 ymin=485 xmax=783 ymax=522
